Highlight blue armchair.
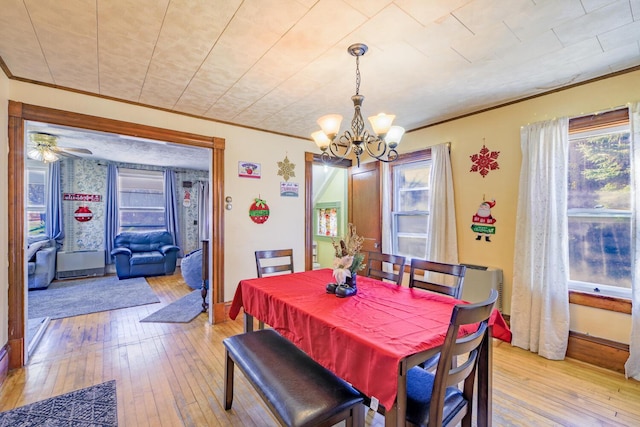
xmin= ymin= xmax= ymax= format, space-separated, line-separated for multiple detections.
xmin=27 ymin=238 xmax=57 ymax=290
xmin=111 ymin=231 xmax=180 ymax=279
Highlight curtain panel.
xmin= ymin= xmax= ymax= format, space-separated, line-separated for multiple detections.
xmin=45 ymin=161 xmax=64 ymax=245
xmin=104 ymin=164 xmax=119 ymax=265
xmin=626 ymin=102 xmax=640 ymax=380
xmin=196 ymin=181 xmax=210 ymax=246
xmin=511 ymin=118 xmax=570 ymax=360
xmin=164 ymin=169 xmax=183 ymax=257
xmin=425 ymin=143 xmax=458 ymax=264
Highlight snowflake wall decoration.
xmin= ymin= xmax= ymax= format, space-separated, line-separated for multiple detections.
xmin=277 ymin=155 xmax=296 ymax=181
xmin=470 ymin=144 xmax=500 ymax=178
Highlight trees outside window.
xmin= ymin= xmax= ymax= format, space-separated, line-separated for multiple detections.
xmin=568 ymin=110 xmax=631 ymax=297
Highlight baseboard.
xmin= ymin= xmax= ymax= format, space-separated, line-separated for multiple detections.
xmin=0 ymin=344 xmax=9 ymax=387
xmin=566 ymin=331 xmax=629 ymax=374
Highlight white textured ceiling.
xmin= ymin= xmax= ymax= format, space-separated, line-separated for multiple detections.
xmin=3 ymin=0 xmax=640 ymax=167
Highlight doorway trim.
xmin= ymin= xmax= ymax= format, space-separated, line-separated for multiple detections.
xmin=7 ymin=101 xmax=226 ymax=369
xmin=304 ymin=152 xmax=351 ymax=270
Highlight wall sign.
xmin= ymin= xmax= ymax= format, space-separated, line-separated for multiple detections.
xmin=280 ymin=182 xmax=299 ymax=197
xmin=64 ymin=193 xmax=102 ymax=202
xmin=471 ymin=199 xmax=496 ymax=242
xmin=238 ymin=161 xmax=261 ymax=178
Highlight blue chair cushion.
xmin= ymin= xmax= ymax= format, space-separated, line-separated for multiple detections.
xmin=130 ymin=251 xmax=165 ymax=265
xmin=406 ymin=366 xmax=466 ymax=426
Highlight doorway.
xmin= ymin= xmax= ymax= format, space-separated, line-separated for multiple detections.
xmin=7 ymin=101 xmax=226 ymax=369
xmin=304 ymin=153 xmax=351 ymax=270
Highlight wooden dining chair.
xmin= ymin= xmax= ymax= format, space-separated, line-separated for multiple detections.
xmin=364 ymin=251 xmax=406 ymax=285
xmin=254 ymin=249 xmax=294 ymax=330
xmin=408 ymin=259 xmax=467 ymax=299
xmin=405 ymin=289 xmax=498 ymax=427
xmin=255 ymin=249 xmax=294 ymax=278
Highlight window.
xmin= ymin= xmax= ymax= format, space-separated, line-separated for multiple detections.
xmin=567 ymin=109 xmax=631 ymax=298
xmin=390 ymin=150 xmax=431 ymax=262
xmin=118 ymin=168 xmax=165 ymax=232
xmin=27 ymin=167 xmax=47 ymax=237
xmin=315 ymin=202 xmax=340 ymax=237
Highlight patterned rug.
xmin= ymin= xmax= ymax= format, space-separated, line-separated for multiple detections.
xmin=29 ymin=276 xmax=160 ymax=319
xmin=0 ymin=380 xmax=117 ymax=426
xmin=140 ymin=290 xmax=204 ymax=323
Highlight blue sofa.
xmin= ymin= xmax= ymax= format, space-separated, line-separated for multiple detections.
xmin=27 ymin=238 xmax=57 ymax=290
xmin=111 ymin=231 xmax=180 ymax=279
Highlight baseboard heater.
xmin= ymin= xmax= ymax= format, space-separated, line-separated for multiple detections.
xmin=56 ymin=250 xmax=105 ymax=280
xmin=460 ymin=264 xmax=504 ymax=312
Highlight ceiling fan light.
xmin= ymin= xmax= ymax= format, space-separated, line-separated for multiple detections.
xmin=27 ymin=148 xmax=43 ymax=161
xmin=42 ymin=149 xmax=59 ymax=163
xmin=317 ymin=114 xmax=342 ymax=140
xmin=385 ymin=126 xmax=405 ymax=148
xmin=368 ymin=113 xmax=395 ymax=137
xmin=311 ymin=130 xmax=331 ymax=151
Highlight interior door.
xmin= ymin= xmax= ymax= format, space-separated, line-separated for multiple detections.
xmin=348 ymin=161 xmax=382 ymax=269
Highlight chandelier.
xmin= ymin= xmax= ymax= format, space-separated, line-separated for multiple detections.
xmin=27 ymin=132 xmax=60 ymax=163
xmin=312 ymin=43 xmax=405 ymax=167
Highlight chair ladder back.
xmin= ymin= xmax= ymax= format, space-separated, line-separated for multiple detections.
xmin=427 ymin=289 xmax=498 ymax=427
xmin=255 ymin=249 xmax=294 ymax=278
xmin=365 ymin=252 xmax=406 ymax=285
xmin=408 ymin=259 xmax=467 ymax=299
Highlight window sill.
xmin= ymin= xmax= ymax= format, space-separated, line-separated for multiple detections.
xmin=568 ymin=290 xmax=631 ymax=315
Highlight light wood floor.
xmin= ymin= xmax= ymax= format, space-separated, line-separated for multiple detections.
xmin=1 ymin=273 xmax=640 ymax=426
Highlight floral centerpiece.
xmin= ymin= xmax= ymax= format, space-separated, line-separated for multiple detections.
xmin=328 ymin=223 xmax=365 ymax=297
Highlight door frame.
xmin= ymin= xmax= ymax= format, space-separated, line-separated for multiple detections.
xmin=7 ymin=101 xmax=226 ymax=369
xmin=304 ymin=152 xmax=351 ymax=270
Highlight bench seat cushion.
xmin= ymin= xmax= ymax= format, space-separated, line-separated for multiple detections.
xmin=224 ymin=329 xmax=362 ymax=427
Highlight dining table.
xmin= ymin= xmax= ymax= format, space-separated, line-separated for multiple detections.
xmin=229 ymin=268 xmax=511 ymax=427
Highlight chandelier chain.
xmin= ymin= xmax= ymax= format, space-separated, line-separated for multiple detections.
xmin=355 ymin=55 xmax=360 ymax=96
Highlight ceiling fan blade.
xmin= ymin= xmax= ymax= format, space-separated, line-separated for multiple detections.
xmin=52 ymin=146 xmax=93 ymax=155
xmin=55 ymin=150 xmax=81 ymax=159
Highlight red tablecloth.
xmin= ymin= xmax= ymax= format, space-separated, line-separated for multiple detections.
xmin=229 ymin=269 xmax=511 ymax=410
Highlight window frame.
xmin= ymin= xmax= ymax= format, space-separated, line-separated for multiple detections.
xmin=567 ymin=108 xmax=631 ymax=300
xmin=389 ymin=149 xmax=432 ymax=264
xmin=117 ymin=168 xmax=166 ymax=233
xmin=26 ymin=164 xmax=48 ymax=238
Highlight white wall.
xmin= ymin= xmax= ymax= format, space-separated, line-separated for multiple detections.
xmin=0 ymin=70 xmax=9 ymax=348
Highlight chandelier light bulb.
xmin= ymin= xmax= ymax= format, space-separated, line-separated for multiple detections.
xmin=311 ymin=130 xmax=331 ymax=151
xmin=385 ymin=126 xmax=405 ymax=149
xmin=317 ymin=114 xmax=343 ymax=140
xmin=368 ymin=113 xmax=395 ymax=137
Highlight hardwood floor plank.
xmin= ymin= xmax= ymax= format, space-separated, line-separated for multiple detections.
xmin=2 ymin=272 xmax=639 ymax=426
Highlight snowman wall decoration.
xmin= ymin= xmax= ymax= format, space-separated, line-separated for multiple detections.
xmin=471 ymin=199 xmax=496 ymax=242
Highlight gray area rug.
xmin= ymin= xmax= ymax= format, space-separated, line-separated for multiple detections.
xmin=29 ymin=276 xmax=160 ymax=319
xmin=140 ymin=290 xmax=203 ymax=323
xmin=0 ymin=380 xmax=117 ymax=426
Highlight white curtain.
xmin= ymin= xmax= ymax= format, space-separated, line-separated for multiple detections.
xmin=626 ymin=102 xmax=640 ymax=380
xmin=511 ymin=118 xmax=570 ymax=360
xmin=381 ymin=162 xmax=392 ymax=254
xmin=425 ymin=143 xmax=458 ymax=264
xmin=196 ymin=181 xmax=210 ymax=246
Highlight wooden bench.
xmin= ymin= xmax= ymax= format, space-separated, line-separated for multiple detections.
xmin=223 ymin=329 xmax=364 ymax=427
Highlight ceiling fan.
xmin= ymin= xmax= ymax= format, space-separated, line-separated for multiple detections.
xmin=27 ymin=132 xmax=93 ymax=163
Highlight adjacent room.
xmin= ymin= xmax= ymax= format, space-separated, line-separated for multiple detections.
xmin=1 ymin=1 xmax=640 ymax=426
